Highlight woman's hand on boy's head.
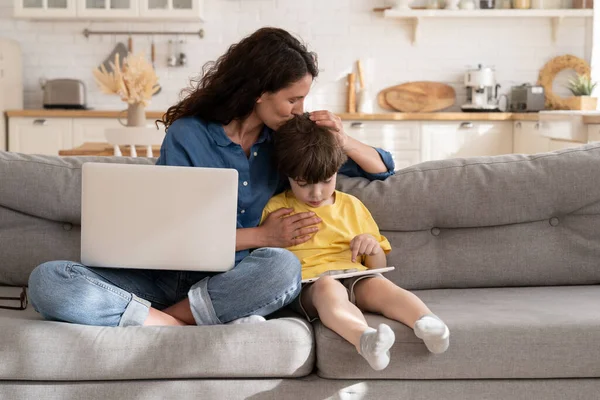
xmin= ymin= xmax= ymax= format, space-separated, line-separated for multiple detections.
xmin=349 ymin=234 xmax=381 ymax=263
xmin=259 ymin=208 xmax=321 ymax=248
xmin=309 ymin=110 xmax=349 ymax=151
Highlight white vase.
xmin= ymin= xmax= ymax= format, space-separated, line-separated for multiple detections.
xmin=394 ymin=0 xmax=412 ymax=9
xmin=126 ymin=103 xmax=146 ymax=127
xmin=445 ymin=0 xmax=460 ymax=9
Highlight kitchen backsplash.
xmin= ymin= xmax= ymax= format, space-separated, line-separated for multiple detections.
xmin=0 ymin=0 xmax=591 ymax=112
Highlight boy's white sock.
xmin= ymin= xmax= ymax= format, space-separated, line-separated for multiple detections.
xmin=359 ymin=324 xmax=396 ymax=371
xmin=414 ymin=314 xmax=450 ymax=354
xmin=227 ymin=315 xmax=266 ymax=325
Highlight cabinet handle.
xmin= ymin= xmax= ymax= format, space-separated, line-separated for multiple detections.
xmin=350 ymin=122 xmax=364 ymax=129
xmin=33 ymin=119 xmax=47 ymax=126
xmin=534 ymin=123 xmax=540 ymax=130
xmin=515 ymin=122 xmax=521 ymax=129
xmin=459 ymin=122 xmax=473 ymax=129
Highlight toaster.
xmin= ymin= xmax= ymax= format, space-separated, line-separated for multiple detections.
xmin=42 ymin=79 xmax=87 ymax=109
xmin=509 ymin=84 xmax=545 ymax=112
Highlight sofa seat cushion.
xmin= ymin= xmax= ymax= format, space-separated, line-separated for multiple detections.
xmin=0 ymin=307 xmax=314 ymax=380
xmin=315 ymin=285 xmax=600 ymax=379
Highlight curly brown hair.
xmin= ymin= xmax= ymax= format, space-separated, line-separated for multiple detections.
xmin=273 ymin=113 xmax=347 ymax=184
xmin=159 ymin=27 xmax=318 ymax=129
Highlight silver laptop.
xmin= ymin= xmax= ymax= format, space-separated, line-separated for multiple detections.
xmin=81 ymin=163 xmax=238 ymax=272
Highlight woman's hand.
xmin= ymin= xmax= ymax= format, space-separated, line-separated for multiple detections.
xmin=309 ymin=110 xmax=349 ymax=151
xmin=349 ymin=234 xmax=381 ymax=262
xmin=260 ymin=208 xmax=321 ymax=248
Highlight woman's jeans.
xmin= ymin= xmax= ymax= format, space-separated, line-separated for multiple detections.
xmin=27 ymin=248 xmax=302 ymax=327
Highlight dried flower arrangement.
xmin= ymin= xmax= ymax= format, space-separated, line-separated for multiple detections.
xmin=93 ymin=52 xmax=160 ymax=106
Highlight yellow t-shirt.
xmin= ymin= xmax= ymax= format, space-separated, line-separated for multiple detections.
xmin=260 ymin=190 xmax=391 ymax=280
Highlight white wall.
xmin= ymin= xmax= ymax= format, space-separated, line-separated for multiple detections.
xmin=0 ymin=0 xmax=592 ymax=112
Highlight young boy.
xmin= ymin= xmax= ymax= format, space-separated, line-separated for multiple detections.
xmin=260 ymin=114 xmax=450 ymax=371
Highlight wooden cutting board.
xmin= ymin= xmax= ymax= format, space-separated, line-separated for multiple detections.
xmin=380 ymin=82 xmax=456 ymax=112
xmin=378 ymin=85 xmax=403 ymax=111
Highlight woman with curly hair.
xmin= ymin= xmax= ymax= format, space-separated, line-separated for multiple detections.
xmin=28 ymin=27 xmax=395 ymax=328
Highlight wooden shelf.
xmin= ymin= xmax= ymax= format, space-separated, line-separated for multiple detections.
xmin=383 ymin=9 xmax=593 ymax=44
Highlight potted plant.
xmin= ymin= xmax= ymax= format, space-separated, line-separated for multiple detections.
xmin=566 ymin=74 xmax=598 ymax=111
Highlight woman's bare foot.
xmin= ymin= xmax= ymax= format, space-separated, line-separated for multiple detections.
xmin=143 ymin=307 xmax=189 ymax=326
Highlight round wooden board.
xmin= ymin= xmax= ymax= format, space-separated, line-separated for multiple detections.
xmin=383 ymin=82 xmax=456 ymax=113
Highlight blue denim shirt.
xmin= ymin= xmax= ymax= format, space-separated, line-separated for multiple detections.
xmin=156 ymin=116 xmax=395 ymax=265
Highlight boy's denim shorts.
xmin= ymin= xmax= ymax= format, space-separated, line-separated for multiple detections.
xmin=290 ymin=273 xmax=384 ymax=322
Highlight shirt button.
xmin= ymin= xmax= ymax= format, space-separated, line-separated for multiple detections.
xmin=243 ymin=181 xmax=248 ymax=186
xmin=240 ymin=209 xmax=245 ymax=214
xmin=431 ymin=228 xmax=441 ymax=236
xmin=253 ymin=152 xmax=258 ymax=157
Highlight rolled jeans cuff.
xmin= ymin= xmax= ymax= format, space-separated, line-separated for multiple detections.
xmin=188 ymin=277 xmax=221 ymax=325
xmin=119 ymin=293 xmax=151 ymax=327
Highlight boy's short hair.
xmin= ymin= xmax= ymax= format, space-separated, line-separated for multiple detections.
xmin=274 ymin=113 xmax=347 ymax=183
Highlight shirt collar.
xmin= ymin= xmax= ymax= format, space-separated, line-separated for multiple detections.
xmin=208 ymin=122 xmax=273 ymax=147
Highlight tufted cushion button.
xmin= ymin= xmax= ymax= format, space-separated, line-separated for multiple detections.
xmin=63 ymin=223 xmax=73 ymax=231
xmin=549 ymin=217 xmax=559 ymax=227
xmin=431 ymin=227 xmax=441 ymax=236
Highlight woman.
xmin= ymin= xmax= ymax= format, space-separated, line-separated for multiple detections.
xmin=28 ymin=27 xmax=395 ymax=327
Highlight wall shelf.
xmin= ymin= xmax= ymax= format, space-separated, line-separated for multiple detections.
xmin=383 ymin=9 xmax=594 ymax=45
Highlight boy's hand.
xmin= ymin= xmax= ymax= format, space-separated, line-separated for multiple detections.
xmin=260 ymin=208 xmax=321 ymax=248
xmin=350 ymin=234 xmax=381 ymax=262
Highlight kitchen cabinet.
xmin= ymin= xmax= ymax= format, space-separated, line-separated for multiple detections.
xmin=140 ymin=0 xmax=203 ymax=20
xmin=343 ymin=120 xmax=421 ymax=170
xmin=76 ymin=0 xmax=138 ymax=18
xmin=421 ymin=121 xmax=513 ymax=162
xmin=513 ymin=121 xmax=547 ymax=154
xmin=14 ymin=0 xmax=203 ymax=19
xmin=13 ymin=0 xmax=77 ymax=18
xmin=0 ymin=39 xmax=23 ymax=152
xmin=8 ymin=117 xmax=72 ymax=155
xmin=72 ymin=118 xmax=123 ymax=147
xmin=514 ymin=121 xmax=585 ymax=154
xmin=588 ymin=125 xmax=600 ymax=143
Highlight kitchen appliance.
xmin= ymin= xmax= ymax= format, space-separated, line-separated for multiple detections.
xmin=461 ymin=64 xmax=501 ymax=112
xmin=42 ymin=79 xmax=87 ymax=109
xmin=509 ymin=84 xmax=546 ymax=112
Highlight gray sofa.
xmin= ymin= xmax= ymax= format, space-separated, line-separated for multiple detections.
xmin=1 ymin=144 xmax=599 ymax=400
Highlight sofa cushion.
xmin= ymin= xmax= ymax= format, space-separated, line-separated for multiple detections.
xmin=315 ymin=285 xmax=600 ymax=379
xmin=337 ymin=144 xmax=600 ymax=289
xmin=0 ymin=208 xmax=81 ymax=286
xmin=0 ymin=152 xmax=154 ymax=224
xmin=0 ymin=307 xmax=314 ymax=380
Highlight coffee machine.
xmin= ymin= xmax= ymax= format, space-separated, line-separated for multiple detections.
xmin=461 ymin=64 xmax=501 ymax=112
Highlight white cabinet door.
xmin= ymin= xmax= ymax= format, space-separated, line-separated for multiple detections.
xmin=343 ymin=121 xmax=421 ymax=170
xmin=76 ymin=0 xmax=138 ymax=18
xmin=72 ymin=118 xmax=123 ymax=147
xmin=421 ymin=121 xmax=513 ymax=162
xmin=140 ymin=0 xmax=203 ymax=20
xmin=587 ymin=124 xmax=600 ymax=143
xmin=8 ymin=117 xmax=72 ymax=155
xmin=514 ymin=121 xmax=584 ymax=154
xmin=512 ymin=121 xmax=548 ymax=154
xmin=13 ymin=0 xmax=77 ymax=18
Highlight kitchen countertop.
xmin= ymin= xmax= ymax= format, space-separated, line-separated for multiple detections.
xmin=5 ymin=109 xmax=167 ymax=119
xmin=6 ymin=109 xmax=540 ymax=121
xmin=336 ymin=112 xmax=541 ymax=121
xmin=7 ymin=109 xmax=600 ymax=123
